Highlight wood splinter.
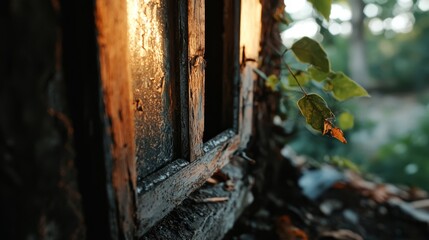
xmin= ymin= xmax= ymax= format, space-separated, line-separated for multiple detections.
xmin=193 ymin=196 xmax=229 ymax=203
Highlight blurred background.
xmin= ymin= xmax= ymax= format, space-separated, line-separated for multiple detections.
xmin=281 ymin=0 xmax=429 ymax=191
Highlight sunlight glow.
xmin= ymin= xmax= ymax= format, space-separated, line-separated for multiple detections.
xmin=240 ymin=0 xmax=262 ymax=60
xmin=127 ymin=0 xmax=163 ymax=59
xmin=328 ymin=22 xmax=341 ymax=35
xmin=283 ymin=0 xmax=355 ymax=42
xmin=368 ymin=18 xmax=384 ymax=35
xmin=364 ymin=3 xmax=381 ymax=18
xmin=328 ymin=22 xmax=352 ymax=36
xmin=284 ymin=0 xmax=306 ymax=13
xmin=284 ymin=0 xmax=313 ymax=20
xmin=340 ymin=22 xmax=352 ymax=36
xmin=281 ymin=18 xmax=320 ymax=46
xmin=330 ymin=4 xmax=352 ymax=21
xmin=383 ymin=18 xmax=392 ymax=30
xmin=397 ymin=0 xmax=413 ymax=9
xmin=417 ymin=0 xmax=429 ymax=11
xmin=391 ymin=12 xmax=414 ymax=33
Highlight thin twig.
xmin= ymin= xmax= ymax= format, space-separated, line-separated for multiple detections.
xmin=280 ymin=48 xmax=288 ymax=58
xmin=279 ymin=48 xmax=307 ymax=95
xmin=285 ymin=62 xmax=307 ymax=95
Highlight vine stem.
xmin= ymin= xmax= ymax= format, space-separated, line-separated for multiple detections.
xmin=281 ymin=49 xmax=307 ymax=96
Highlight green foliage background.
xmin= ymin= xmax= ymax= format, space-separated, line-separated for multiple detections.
xmin=280 ymin=0 xmax=429 ymax=191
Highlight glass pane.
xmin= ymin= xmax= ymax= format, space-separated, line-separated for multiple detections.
xmin=127 ymin=0 xmax=176 ymax=179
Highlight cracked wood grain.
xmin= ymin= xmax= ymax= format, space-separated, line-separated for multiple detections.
xmin=188 ymin=0 xmax=205 ymax=161
xmin=95 ymin=1 xmax=137 ymax=239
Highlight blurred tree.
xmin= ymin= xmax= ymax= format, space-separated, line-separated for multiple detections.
xmin=348 ymin=0 xmax=372 ymax=88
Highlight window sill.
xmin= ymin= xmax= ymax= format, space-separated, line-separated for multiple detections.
xmin=141 ymin=156 xmax=254 ymax=239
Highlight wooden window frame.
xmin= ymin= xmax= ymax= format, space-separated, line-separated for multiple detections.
xmin=68 ymin=0 xmax=257 ymax=238
xmin=136 ymin=0 xmax=244 ymax=235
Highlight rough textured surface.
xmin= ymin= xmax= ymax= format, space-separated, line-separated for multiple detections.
xmin=188 ymin=0 xmax=206 ymax=161
xmin=0 ymin=0 xmax=85 ymax=239
xmin=0 ymin=1 xmax=258 ymax=239
xmin=136 ymin=0 xmax=259 ymax=236
xmin=177 ymin=0 xmax=191 ymax=160
xmin=128 ymin=0 xmax=177 ymax=179
xmin=239 ymin=0 xmax=262 ymax=61
xmin=95 ymin=1 xmax=137 ymax=239
xmin=238 ymin=0 xmax=261 ymax=150
xmin=239 ymin=63 xmax=256 ymax=150
xmin=137 ymin=131 xmax=239 ymax=236
xmin=141 ymin=157 xmax=254 ymax=240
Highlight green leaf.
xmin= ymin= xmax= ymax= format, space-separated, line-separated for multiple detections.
xmin=323 ymin=80 xmax=334 ymax=91
xmin=308 ymin=0 xmax=332 ymax=21
xmin=338 ymin=112 xmax=354 ymax=130
xmin=330 ymin=72 xmax=370 ymax=101
xmin=308 ymin=66 xmax=329 ymax=82
xmin=288 ymin=71 xmax=309 ymax=87
xmin=266 ymin=74 xmax=279 ymax=91
xmin=291 ymin=37 xmax=331 ymax=73
xmin=297 ymin=93 xmax=334 ymax=132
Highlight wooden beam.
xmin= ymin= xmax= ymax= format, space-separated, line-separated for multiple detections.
xmin=95 ymin=1 xmax=137 ymax=239
xmin=239 ymin=63 xmax=256 ymax=150
xmin=239 ymin=0 xmax=261 ymax=149
xmin=177 ymin=0 xmax=191 ymax=159
xmin=188 ymin=0 xmax=205 ymax=161
xmin=239 ymin=0 xmax=262 ymax=61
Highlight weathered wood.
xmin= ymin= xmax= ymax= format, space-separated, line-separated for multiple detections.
xmin=95 ymin=1 xmax=137 ymax=239
xmin=142 ymin=157 xmax=254 ymax=240
xmin=239 ymin=63 xmax=256 ymax=150
xmin=177 ymin=0 xmax=191 ymax=159
xmin=188 ymin=0 xmax=205 ymax=161
xmin=238 ymin=0 xmax=261 ymax=150
xmin=137 ymin=131 xmax=239 ymax=236
xmin=136 ymin=0 xmax=259 ymax=236
xmin=0 ymin=0 xmax=85 ymax=238
xmin=62 ymin=0 xmax=134 ymax=238
xmin=239 ymin=0 xmax=262 ymax=61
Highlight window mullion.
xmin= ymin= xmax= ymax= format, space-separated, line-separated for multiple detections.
xmin=188 ymin=0 xmax=205 ymax=161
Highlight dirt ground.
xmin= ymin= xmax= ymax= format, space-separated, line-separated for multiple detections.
xmin=224 ymin=152 xmax=429 ymax=240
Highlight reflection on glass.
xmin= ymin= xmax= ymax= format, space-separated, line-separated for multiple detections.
xmin=127 ymin=0 xmax=175 ymax=179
